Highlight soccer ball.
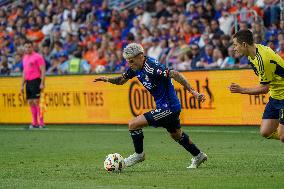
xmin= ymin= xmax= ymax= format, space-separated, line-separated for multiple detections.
xmin=104 ymin=153 xmax=125 ymax=172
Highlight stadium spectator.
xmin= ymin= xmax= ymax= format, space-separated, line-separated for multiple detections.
xmin=237 ymin=55 xmax=251 ymax=68
xmin=0 ymin=56 xmax=11 ymax=75
xmin=93 ymin=49 xmax=107 ymax=73
xmin=12 ymin=53 xmax=23 ymax=74
xmin=60 ymin=15 xmax=78 ymax=39
xmin=210 ymin=20 xmax=224 ymax=36
xmin=58 ymin=50 xmax=90 ymax=74
xmin=155 ymin=0 xmax=171 ymax=18
xmin=196 ymin=44 xmax=214 ymax=69
xmin=26 ymin=24 xmax=45 ymax=44
xmin=205 ymin=48 xmax=225 ymax=69
xmin=83 ymin=41 xmax=99 ymax=70
xmin=105 ymin=53 xmax=124 ymax=73
xmin=21 ymin=40 xmax=46 ymax=129
xmin=175 ymin=46 xmax=192 ymax=70
xmin=190 ymin=44 xmax=202 ymax=70
xmin=223 ymin=45 xmax=236 ymax=68
xmin=41 ymin=16 xmax=54 ymax=38
xmin=147 ymin=37 xmax=162 ymax=60
xmin=0 ymin=0 xmax=281 ymax=76
xmin=218 ymin=8 xmax=234 ymax=35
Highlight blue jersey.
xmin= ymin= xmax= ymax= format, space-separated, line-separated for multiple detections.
xmin=123 ymin=56 xmax=181 ymax=112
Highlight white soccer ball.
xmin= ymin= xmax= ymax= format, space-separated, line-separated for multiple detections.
xmin=95 ymin=65 xmax=106 ymax=73
xmin=104 ymin=153 xmax=125 ymax=172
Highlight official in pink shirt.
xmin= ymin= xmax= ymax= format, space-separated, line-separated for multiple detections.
xmin=21 ymin=40 xmax=46 ymax=128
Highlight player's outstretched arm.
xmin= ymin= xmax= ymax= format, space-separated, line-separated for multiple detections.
xmin=169 ymin=70 xmax=205 ymax=102
xmin=93 ymin=76 xmax=129 ymax=85
xmin=228 ymin=83 xmax=269 ymax=95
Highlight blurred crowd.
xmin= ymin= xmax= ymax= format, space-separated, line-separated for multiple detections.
xmin=0 ymin=0 xmax=283 ymax=76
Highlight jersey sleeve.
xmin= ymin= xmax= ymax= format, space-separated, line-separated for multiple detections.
xmin=122 ymin=68 xmax=136 ymax=79
xmin=37 ymin=54 xmax=46 ymax=67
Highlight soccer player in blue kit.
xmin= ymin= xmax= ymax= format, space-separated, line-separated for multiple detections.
xmin=94 ymin=43 xmax=207 ymax=169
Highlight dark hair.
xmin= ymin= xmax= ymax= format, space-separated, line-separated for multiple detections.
xmin=233 ymin=30 xmax=254 ymax=45
xmin=54 ymin=41 xmax=63 ymax=47
xmin=24 ymin=39 xmax=33 ymax=45
xmin=73 ymin=50 xmax=82 ymax=58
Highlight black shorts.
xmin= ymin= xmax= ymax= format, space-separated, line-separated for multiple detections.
xmin=144 ymin=108 xmax=181 ymax=133
xmin=26 ymin=78 xmax=41 ymax=100
xmin=263 ymin=97 xmax=284 ymax=124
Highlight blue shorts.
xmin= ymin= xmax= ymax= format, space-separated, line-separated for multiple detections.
xmin=144 ymin=109 xmax=181 ymax=133
xmin=263 ymin=97 xmax=284 ymax=124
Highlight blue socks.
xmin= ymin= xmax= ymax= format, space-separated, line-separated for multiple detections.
xmin=130 ymin=129 xmax=144 ymax=154
xmin=177 ymin=132 xmax=200 ymax=156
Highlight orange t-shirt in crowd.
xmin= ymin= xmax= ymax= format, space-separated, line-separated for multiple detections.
xmin=96 ymin=57 xmax=107 ymax=66
xmin=26 ymin=29 xmax=45 ymax=44
xmin=83 ymin=50 xmax=98 ymax=70
xmin=8 ymin=12 xmax=17 ymax=21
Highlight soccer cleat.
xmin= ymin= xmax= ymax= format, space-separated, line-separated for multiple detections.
xmin=124 ymin=152 xmax=145 ymax=167
xmin=39 ymin=125 xmax=47 ymax=129
xmin=187 ymin=152 xmax=207 ymax=169
xmin=29 ymin=125 xmax=39 ymax=129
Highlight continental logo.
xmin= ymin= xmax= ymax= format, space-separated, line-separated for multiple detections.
xmin=129 ymin=78 xmax=215 ymax=116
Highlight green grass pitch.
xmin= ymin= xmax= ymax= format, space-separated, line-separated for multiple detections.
xmin=0 ymin=125 xmax=284 ymax=189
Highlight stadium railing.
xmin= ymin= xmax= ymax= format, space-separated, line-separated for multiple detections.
xmin=232 ymin=9 xmax=264 ymax=33
xmin=108 ymin=0 xmax=148 ymax=11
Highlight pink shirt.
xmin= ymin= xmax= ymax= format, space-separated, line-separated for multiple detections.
xmin=23 ymin=52 xmax=45 ymax=81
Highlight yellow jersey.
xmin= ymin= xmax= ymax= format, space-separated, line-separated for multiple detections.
xmin=248 ymin=44 xmax=284 ymax=100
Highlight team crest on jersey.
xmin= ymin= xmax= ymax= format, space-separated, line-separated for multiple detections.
xmin=157 ymin=69 xmax=162 ymax=75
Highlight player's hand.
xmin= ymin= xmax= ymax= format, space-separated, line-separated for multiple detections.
xmin=40 ymin=83 xmax=45 ymax=91
xmin=93 ymin=76 xmax=108 ymax=82
xmin=229 ymin=83 xmax=243 ymax=93
xmin=192 ymin=91 xmax=206 ymax=102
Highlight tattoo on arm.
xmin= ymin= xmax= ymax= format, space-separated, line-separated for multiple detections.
xmin=108 ymin=76 xmax=128 ymax=85
xmin=169 ymin=70 xmax=192 ymax=91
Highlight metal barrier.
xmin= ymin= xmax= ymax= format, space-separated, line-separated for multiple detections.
xmin=233 ymin=9 xmax=264 ymax=33
xmin=108 ymin=0 xmax=147 ymax=11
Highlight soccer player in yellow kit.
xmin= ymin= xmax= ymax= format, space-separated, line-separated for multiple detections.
xmin=229 ymin=30 xmax=284 ymax=143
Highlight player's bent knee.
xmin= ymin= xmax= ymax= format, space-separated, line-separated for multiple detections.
xmin=260 ymin=130 xmax=271 ymax=139
xmin=128 ymin=119 xmax=140 ymax=131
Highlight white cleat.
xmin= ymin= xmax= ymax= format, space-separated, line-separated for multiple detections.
xmin=124 ymin=152 xmax=145 ymax=167
xmin=187 ymin=152 xmax=207 ymax=169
